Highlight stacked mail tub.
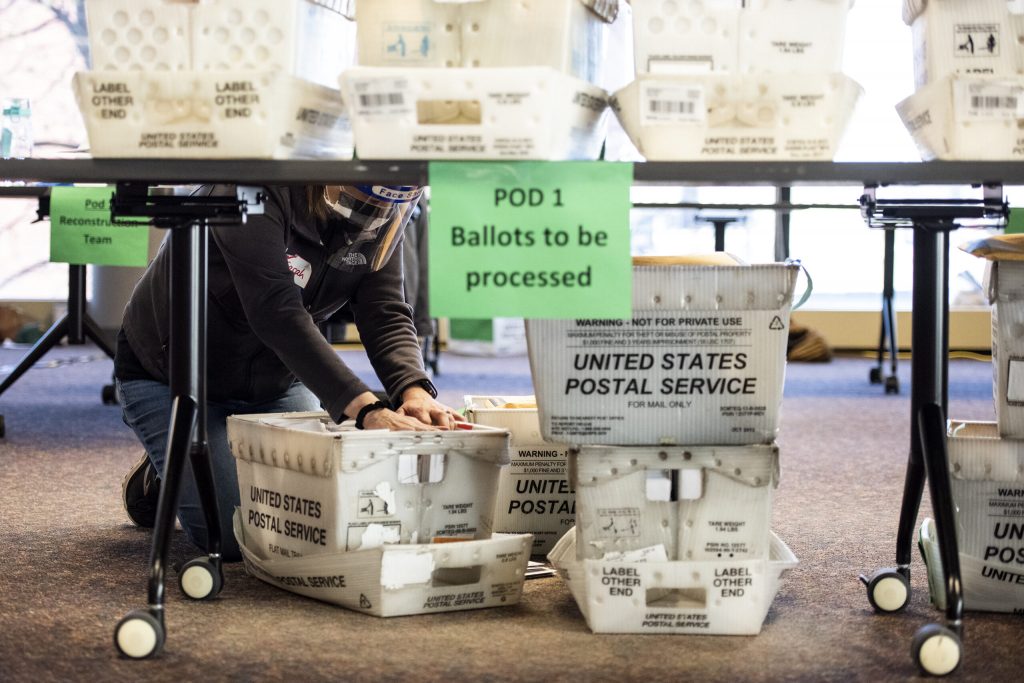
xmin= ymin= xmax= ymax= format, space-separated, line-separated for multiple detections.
xmin=75 ymin=0 xmax=356 ymax=158
xmin=339 ymin=0 xmax=628 ymax=160
xmin=610 ymin=0 xmax=863 ymax=161
xmin=227 ymin=411 xmax=533 ymax=617
xmin=917 ymin=241 xmax=1024 ymax=613
xmin=897 ymin=0 xmax=1024 ymax=160
xmin=464 ymin=396 xmax=575 ymax=556
xmin=536 ymin=256 xmax=800 ymax=634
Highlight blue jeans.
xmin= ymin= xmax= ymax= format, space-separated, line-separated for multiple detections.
xmin=117 ymin=378 xmax=320 ymax=561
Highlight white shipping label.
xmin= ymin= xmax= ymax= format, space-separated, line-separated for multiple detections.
xmin=640 ymin=82 xmax=707 ymax=126
xmin=348 ymin=77 xmax=413 ymax=122
xmin=1006 ymin=357 xmax=1024 ymax=404
xmin=954 ymin=81 xmax=1024 ymax=122
xmin=602 ymin=544 xmax=669 ymax=563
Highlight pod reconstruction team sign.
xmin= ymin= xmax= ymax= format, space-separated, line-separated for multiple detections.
xmin=427 ymin=161 xmax=633 ymax=319
xmin=49 ymin=186 xmax=149 ymax=267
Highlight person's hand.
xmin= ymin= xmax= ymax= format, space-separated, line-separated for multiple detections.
xmin=361 ymin=407 xmax=440 ymax=432
xmin=396 ymin=393 xmax=467 ymax=430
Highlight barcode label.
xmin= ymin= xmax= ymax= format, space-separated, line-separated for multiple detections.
xmin=359 ymin=93 xmax=404 ymax=108
xmin=640 ymin=82 xmax=706 ymax=126
xmin=347 ymin=76 xmax=413 ymax=121
xmin=971 ymin=95 xmax=1017 ymax=110
xmin=649 ymin=100 xmax=696 ymax=115
xmin=955 ymin=81 xmax=1024 ymax=122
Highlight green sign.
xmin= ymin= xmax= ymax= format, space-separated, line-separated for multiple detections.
xmin=49 ymin=186 xmax=149 ymax=266
xmin=428 ymin=161 xmax=633 ymax=319
xmin=1008 ymin=208 xmax=1024 ymax=234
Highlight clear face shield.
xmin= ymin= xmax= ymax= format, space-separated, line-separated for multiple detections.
xmin=324 ymin=184 xmax=423 ymax=272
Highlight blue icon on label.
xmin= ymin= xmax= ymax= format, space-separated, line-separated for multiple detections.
xmin=387 ymin=34 xmax=406 ymax=58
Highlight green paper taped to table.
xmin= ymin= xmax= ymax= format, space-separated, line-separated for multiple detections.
xmin=428 ymin=161 xmax=633 ymax=319
xmin=49 ymin=186 xmax=149 ymax=266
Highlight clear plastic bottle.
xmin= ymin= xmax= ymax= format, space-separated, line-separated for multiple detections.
xmin=1 ymin=98 xmax=33 ymax=159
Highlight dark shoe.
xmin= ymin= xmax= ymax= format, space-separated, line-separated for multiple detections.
xmin=122 ymin=454 xmax=160 ymax=528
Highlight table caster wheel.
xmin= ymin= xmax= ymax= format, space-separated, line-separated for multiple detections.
xmin=912 ymin=623 xmax=962 ymax=676
xmin=860 ymin=568 xmax=910 ymax=612
xmin=885 ymin=376 xmax=900 ymax=395
xmin=102 ymin=384 xmax=117 ymax=405
xmin=179 ymin=557 xmax=223 ymax=600
xmin=869 ymin=367 xmax=883 ymax=384
xmin=114 ymin=610 xmax=164 ymax=659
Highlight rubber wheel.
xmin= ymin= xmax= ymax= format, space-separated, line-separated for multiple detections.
xmin=114 ymin=610 xmax=165 ymax=659
xmin=885 ymin=376 xmax=900 ymax=395
xmin=101 ymin=384 xmax=117 ymax=405
xmin=179 ymin=557 xmax=223 ymax=601
xmin=869 ymin=367 xmax=883 ymax=384
xmin=0 ymin=414 xmax=5 ymax=438
xmin=912 ymin=623 xmax=962 ymax=676
xmin=864 ymin=568 xmax=911 ymax=612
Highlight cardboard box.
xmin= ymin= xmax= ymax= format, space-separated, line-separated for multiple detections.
xmin=631 ymin=0 xmax=851 ymax=76
xmin=896 ymin=74 xmax=1024 ymax=160
xmin=548 ymin=527 xmax=797 ymax=634
xmin=340 ymin=66 xmax=609 ymax=160
xmin=354 ymin=0 xmax=619 ymax=85
xmin=610 ymin=72 xmax=862 ymax=161
xmin=904 ymin=0 xmax=1024 ymax=88
xmin=526 ymin=262 xmax=801 ymax=445
xmin=465 ymin=396 xmax=574 ymax=556
xmin=227 ymin=411 xmax=509 ymax=559
xmin=235 ymin=511 xmax=533 ymax=617
xmin=573 ymin=444 xmax=778 ymax=562
xmin=919 ymin=421 xmax=1024 ymax=613
xmin=85 ymin=0 xmax=357 ymax=89
xmin=74 ymin=70 xmax=353 ymax=159
xmin=986 ymin=260 xmax=1024 ymax=436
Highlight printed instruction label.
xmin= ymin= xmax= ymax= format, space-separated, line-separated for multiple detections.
xmin=357 ymin=490 xmax=396 ymax=518
xmin=596 ymin=507 xmax=642 ymax=537
xmin=380 ymin=22 xmax=435 ymax=63
xmin=640 ymin=82 xmax=706 ymax=126
xmin=954 ymin=24 xmax=1001 ymax=58
xmin=534 ymin=311 xmax=787 ymax=440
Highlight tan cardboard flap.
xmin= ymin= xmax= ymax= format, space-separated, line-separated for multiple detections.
xmin=632 ymin=254 xmax=746 ymax=267
xmin=960 ymin=234 xmax=1024 ymax=262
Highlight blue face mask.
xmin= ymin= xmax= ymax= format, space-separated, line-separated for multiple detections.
xmin=324 ymin=185 xmax=423 ymax=272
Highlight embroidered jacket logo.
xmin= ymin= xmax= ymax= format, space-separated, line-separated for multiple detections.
xmin=287 ymin=254 xmax=312 ymax=288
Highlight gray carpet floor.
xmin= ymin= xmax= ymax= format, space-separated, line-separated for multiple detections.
xmin=0 ymin=342 xmax=1020 ymax=682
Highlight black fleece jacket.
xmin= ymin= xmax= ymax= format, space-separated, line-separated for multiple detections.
xmin=116 ymin=185 xmax=431 ymax=422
